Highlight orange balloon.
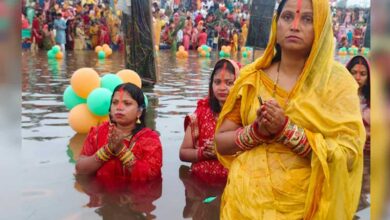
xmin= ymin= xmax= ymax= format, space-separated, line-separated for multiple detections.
xmin=183 ymin=52 xmax=189 ymax=58
xmin=68 ymin=104 xmax=100 ymax=133
xmin=207 ymin=47 xmax=212 ymax=52
xmin=102 ymin=44 xmax=110 ymax=50
xmin=95 ymin=46 xmax=103 ymax=53
xmin=179 ymin=45 xmax=185 ymax=52
xmin=226 ymin=46 xmax=231 ymax=52
xmin=103 ymin=47 xmax=112 ymax=56
xmin=116 ymin=69 xmax=142 ymax=88
xmin=70 ymin=68 xmax=100 ymax=98
xmin=56 ymin=51 xmax=63 ymax=59
xmin=200 ymin=50 xmax=207 ymax=57
xmin=97 ymin=114 xmax=110 ymax=123
xmin=221 ymin=45 xmax=226 ymax=51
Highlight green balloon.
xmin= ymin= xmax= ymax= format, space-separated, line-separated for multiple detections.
xmin=52 ymin=45 xmax=60 ymax=54
xmin=87 ymin=88 xmax=113 ymax=116
xmin=101 ymin=74 xmax=123 ymax=92
xmin=201 ymin=45 xmax=208 ymax=51
xmin=63 ymin=86 xmax=86 ymax=110
xmin=47 ymin=50 xmax=56 ymax=59
xmin=219 ymin=51 xmax=225 ymax=57
xmin=242 ymin=51 xmax=248 ymax=58
xmin=364 ymin=48 xmax=370 ymax=56
xmin=206 ymin=52 xmax=210 ymax=57
xmin=98 ymin=51 xmax=106 ymax=59
xmin=144 ymin=94 xmax=149 ymax=108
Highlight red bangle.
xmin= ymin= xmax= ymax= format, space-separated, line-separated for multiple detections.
xmin=274 ymin=116 xmax=289 ymax=138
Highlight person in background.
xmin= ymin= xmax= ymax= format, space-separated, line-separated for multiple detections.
xmin=89 ymin=20 xmax=99 ymax=49
xmin=346 ymin=55 xmax=370 ymax=151
xmin=197 ymin=27 xmax=207 ymax=46
xmin=53 ymin=12 xmax=67 ymax=51
xmin=74 ymin=22 xmax=86 ymax=50
xmin=42 ymin=23 xmax=55 ymax=50
xmin=177 ymin=28 xmax=184 ymax=47
xmin=31 ymin=12 xmax=43 ymax=52
xmin=179 ymin=59 xmax=240 ymax=184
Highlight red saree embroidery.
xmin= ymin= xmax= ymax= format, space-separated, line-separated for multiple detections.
xmin=81 ymin=122 xmax=162 ymax=181
xmin=184 ymin=98 xmax=228 ymax=184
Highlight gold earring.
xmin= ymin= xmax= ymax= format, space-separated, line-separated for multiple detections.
xmin=136 ymin=118 xmax=141 ymax=124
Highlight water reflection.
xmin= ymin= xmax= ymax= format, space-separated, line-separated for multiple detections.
xmin=179 ymin=165 xmax=224 ymax=220
xmin=67 ymin=133 xmax=87 ymax=164
xmin=75 ymin=175 xmax=162 ymax=219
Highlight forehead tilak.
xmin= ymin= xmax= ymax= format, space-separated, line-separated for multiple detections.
xmin=292 ymin=0 xmax=303 ymax=28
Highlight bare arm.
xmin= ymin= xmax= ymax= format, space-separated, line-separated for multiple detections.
xmin=215 ymin=119 xmax=242 ymax=155
xmin=180 ymin=126 xmax=216 ymax=162
xmin=75 ymin=154 xmax=103 ymax=175
xmin=179 ymin=126 xmax=198 ymax=162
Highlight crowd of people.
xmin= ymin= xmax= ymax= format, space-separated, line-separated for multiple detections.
xmin=153 ymin=0 xmax=250 ymax=52
xmin=331 ymin=6 xmax=370 ymax=49
xmin=21 ymin=0 xmax=124 ymax=52
xmin=21 ymin=0 xmax=252 ymax=53
xmin=21 ymin=0 xmax=370 ymax=55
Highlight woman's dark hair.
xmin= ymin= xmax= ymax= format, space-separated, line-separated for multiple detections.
xmin=209 ymin=59 xmax=236 ymax=113
xmin=272 ymin=0 xmax=288 ymax=63
xmin=109 ymin=83 xmax=147 ymax=135
xmin=346 ymin=55 xmax=370 ymax=107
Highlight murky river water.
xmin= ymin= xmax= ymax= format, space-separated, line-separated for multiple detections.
xmin=20 ymin=49 xmax=369 ymax=219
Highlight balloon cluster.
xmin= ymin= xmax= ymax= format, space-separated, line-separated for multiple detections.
xmin=338 ymin=47 xmax=348 ymax=56
xmin=63 ymin=68 xmax=145 ymax=133
xmin=176 ymin=46 xmax=189 ymax=59
xmin=95 ymin=44 xmax=113 ymax=59
xmin=47 ymin=45 xmax=63 ymax=60
xmin=338 ymin=46 xmax=370 ymax=57
xmin=348 ymin=46 xmax=359 ymax=56
xmin=241 ymin=47 xmax=253 ymax=58
xmin=219 ymin=45 xmax=231 ymax=58
xmin=360 ymin=47 xmax=370 ymax=56
xmin=197 ymin=44 xmax=211 ymax=57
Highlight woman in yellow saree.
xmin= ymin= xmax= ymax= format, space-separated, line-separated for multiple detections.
xmin=214 ymin=0 xmax=365 ymax=219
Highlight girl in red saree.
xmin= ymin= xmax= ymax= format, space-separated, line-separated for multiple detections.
xmin=179 ymin=59 xmax=240 ymax=185
xmin=76 ymin=83 xmax=162 ymax=182
xmin=346 ymin=55 xmax=370 ymax=151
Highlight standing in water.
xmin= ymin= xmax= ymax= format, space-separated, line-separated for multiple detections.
xmin=215 ymin=0 xmax=365 ymax=218
xmin=76 ymin=83 xmax=163 ymax=182
xmin=179 ymin=59 xmax=240 ymax=184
